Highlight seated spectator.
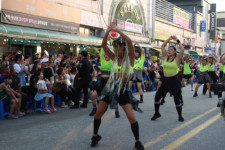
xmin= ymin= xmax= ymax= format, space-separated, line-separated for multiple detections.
xmin=0 ymin=65 xmax=10 ymax=84
xmin=10 ymin=67 xmax=26 ymax=115
xmin=41 ymin=58 xmax=53 ymax=93
xmin=53 ymin=68 xmax=73 ymax=107
xmin=34 ymin=72 xmax=56 ymax=114
xmin=149 ymin=66 xmax=160 ymax=84
xmin=0 ymin=75 xmax=21 ymax=119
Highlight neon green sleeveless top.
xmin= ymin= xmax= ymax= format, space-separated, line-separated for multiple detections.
xmin=221 ymin=63 xmax=225 ymax=73
xmin=162 ymin=58 xmax=178 ymax=74
xmin=113 ymin=62 xmax=133 ymax=74
xmin=176 ymin=67 xmax=179 ymax=74
xmin=208 ymin=63 xmax=215 ymax=71
xmin=200 ymin=63 xmax=209 ymax=72
xmin=133 ymin=54 xmax=145 ymax=70
xmin=100 ymin=48 xmax=112 ymax=71
xmin=183 ymin=62 xmax=191 ymax=75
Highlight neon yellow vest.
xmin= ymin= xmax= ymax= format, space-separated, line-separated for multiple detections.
xmin=162 ymin=58 xmax=178 ymax=74
xmin=183 ymin=62 xmax=191 ymax=75
xmin=133 ymin=54 xmax=145 ymax=70
xmin=100 ymin=48 xmax=112 ymax=71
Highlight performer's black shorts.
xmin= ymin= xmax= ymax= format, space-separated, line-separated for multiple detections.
xmin=101 ymin=90 xmax=131 ymax=107
xmin=183 ymin=74 xmax=192 ymax=79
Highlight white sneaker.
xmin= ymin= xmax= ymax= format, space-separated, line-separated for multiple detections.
xmin=61 ymin=105 xmax=68 ymax=108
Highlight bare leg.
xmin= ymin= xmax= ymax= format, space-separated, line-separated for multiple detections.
xmin=51 ymin=96 xmax=55 ymax=108
xmin=45 ymin=96 xmax=49 ymax=110
xmin=9 ymin=100 xmax=16 ymax=116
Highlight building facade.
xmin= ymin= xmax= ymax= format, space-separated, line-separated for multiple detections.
xmin=0 ymin=0 xmax=213 ymax=60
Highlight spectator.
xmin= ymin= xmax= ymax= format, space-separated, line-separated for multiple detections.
xmin=13 ymin=54 xmax=30 ymax=93
xmin=34 ymin=72 xmax=56 ymax=114
xmin=33 ymin=53 xmax=39 ymax=63
xmin=53 ymin=68 xmax=73 ymax=108
xmin=0 ymin=75 xmax=20 ymax=119
xmin=10 ymin=67 xmax=27 ymax=115
xmin=0 ymin=65 xmax=10 ymax=84
xmin=2 ymin=54 xmax=9 ymax=66
xmin=41 ymin=58 xmax=53 ymax=93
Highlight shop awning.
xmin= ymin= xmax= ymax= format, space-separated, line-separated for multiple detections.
xmin=152 ymin=47 xmax=161 ymax=53
xmin=198 ymin=52 xmax=209 ymax=56
xmin=139 ymin=43 xmax=152 ymax=48
xmin=0 ymin=23 xmax=102 ymax=46
xmin=188 ymin=51 xmax=198 ymax=55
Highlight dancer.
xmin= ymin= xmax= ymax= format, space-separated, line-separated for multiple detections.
xmin=182 ymin=55 xmax=194 ymax=91
xmin=202 ymin=55 xmax=218 ymax=94
xmin=91 ymin=23 xmax=144 ymax=150
xmin=89 ymin=46 xmax=120 ymax=118
xmin=129 ymin=42 xmax=145 ymax=103
xmin=193 ymin=55 xmax=212 ymax=98
xmin=151 ymin=36 xmax=184 ymax=122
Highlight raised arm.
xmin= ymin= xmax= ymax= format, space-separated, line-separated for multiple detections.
xmin=171 ymin=36 xmax=184 ymax=60
xmin=161 ymin=37 xmax=171 ymax=58
xmin=134 ymin=42 xmax=145 ymax=54
xmin=101 ymin=25 xmax=115 ymax=60
xmin=111 ymin=23 xmax=134 ymax=66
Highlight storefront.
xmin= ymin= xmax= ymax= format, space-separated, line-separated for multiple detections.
xmin=0 ymin=0 xmax=104 ymax=60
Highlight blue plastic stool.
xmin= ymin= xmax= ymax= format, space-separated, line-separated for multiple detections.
xmin=33 ymin=98 xmax=50 ymax=112
xmin=52 ymin=93 xmax=62 ymax=107
xmin=0 ymin=101 xmax=11 ymax=119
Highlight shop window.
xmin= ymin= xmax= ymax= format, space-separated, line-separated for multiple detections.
xmin=0 ymin=39 xmax=9 ymax=61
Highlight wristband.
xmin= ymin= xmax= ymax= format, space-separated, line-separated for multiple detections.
xmin=177 ymin=40 xmax=180 ymax=44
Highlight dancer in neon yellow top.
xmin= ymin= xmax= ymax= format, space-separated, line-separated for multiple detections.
xmin=129 ymin=42 xmax=145 ymax=103
xmin=91 ymin=22 xmax=144 ymax=150
xmin=193 ymin=55 xmax=212 ymax=98
xmin=182 ymin=54 xmax=194 ymax=91
xmin=151 ymin=35 xmax=185 ymax=122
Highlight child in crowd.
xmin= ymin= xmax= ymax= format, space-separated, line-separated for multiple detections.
xmin=0 ymin=75 xmax=22 ymax=119
xmin=70 ymin=67 xmax=77 ymax=89
xmin=34 ymin=72 xmax=57 ymax=114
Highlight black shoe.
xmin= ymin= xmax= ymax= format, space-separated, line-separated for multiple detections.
xmin=140 ymin=99 xmax=143 ymax=103
xmin=209 ymin=93 xmax=212 ymax=98
xmin=80 ymin=104 xmax=87 ymax=108
xmin=91 ymin=135 xmax=102 ymax=147
xmin=151 ymin=113 xmax=161 ymax=120
xmin=135 ymin=141 xmax=144 ymax=150
xmin=203 ymin=92 xmax=206 ymax=95
xmin=193 ymin=93 xmax=198 ymax=97
xmin=217 ymin=103 xmax=220 ymax=107
xmin=115 ymin=111 xmax=120 ymax=118
xmin=178 ymin=116 xmax=184 ymax=122
xmin=161 ymin=99 xmax=165 ymax=105
xmin=89 ymin=108 xmax=97 ymax=116
xmin=70 ymin=105 xmax=79 ymax=109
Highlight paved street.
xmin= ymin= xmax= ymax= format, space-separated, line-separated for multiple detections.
xmin=0 ymin=84 xmax=225 ymax=150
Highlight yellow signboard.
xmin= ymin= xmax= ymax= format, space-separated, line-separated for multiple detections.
xmin=154 ymin=29 xmax=173 ymax=41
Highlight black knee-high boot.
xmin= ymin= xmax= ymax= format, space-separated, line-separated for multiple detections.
xmin=93 ymin=118 xmax=101 ymax=135
xmin=131 ymin=122 xmax=139 ymax=140
xmin=176 ymin=106 xmax=184 ymax=122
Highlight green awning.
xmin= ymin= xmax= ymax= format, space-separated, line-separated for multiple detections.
xmin=189 ymin=51 xmax=198 ymax=55
xmin=0 ymin=23 xmax=102 ymax=46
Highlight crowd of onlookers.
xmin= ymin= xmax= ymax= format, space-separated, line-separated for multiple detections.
xmin=0 ymin=50 xmax=205 ymax=119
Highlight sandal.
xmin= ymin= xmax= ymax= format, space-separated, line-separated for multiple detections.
xmin=44 ymin=109 xmax=52 ymax=114
xmin=51 ymin=107 xmax=57 ymax=112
